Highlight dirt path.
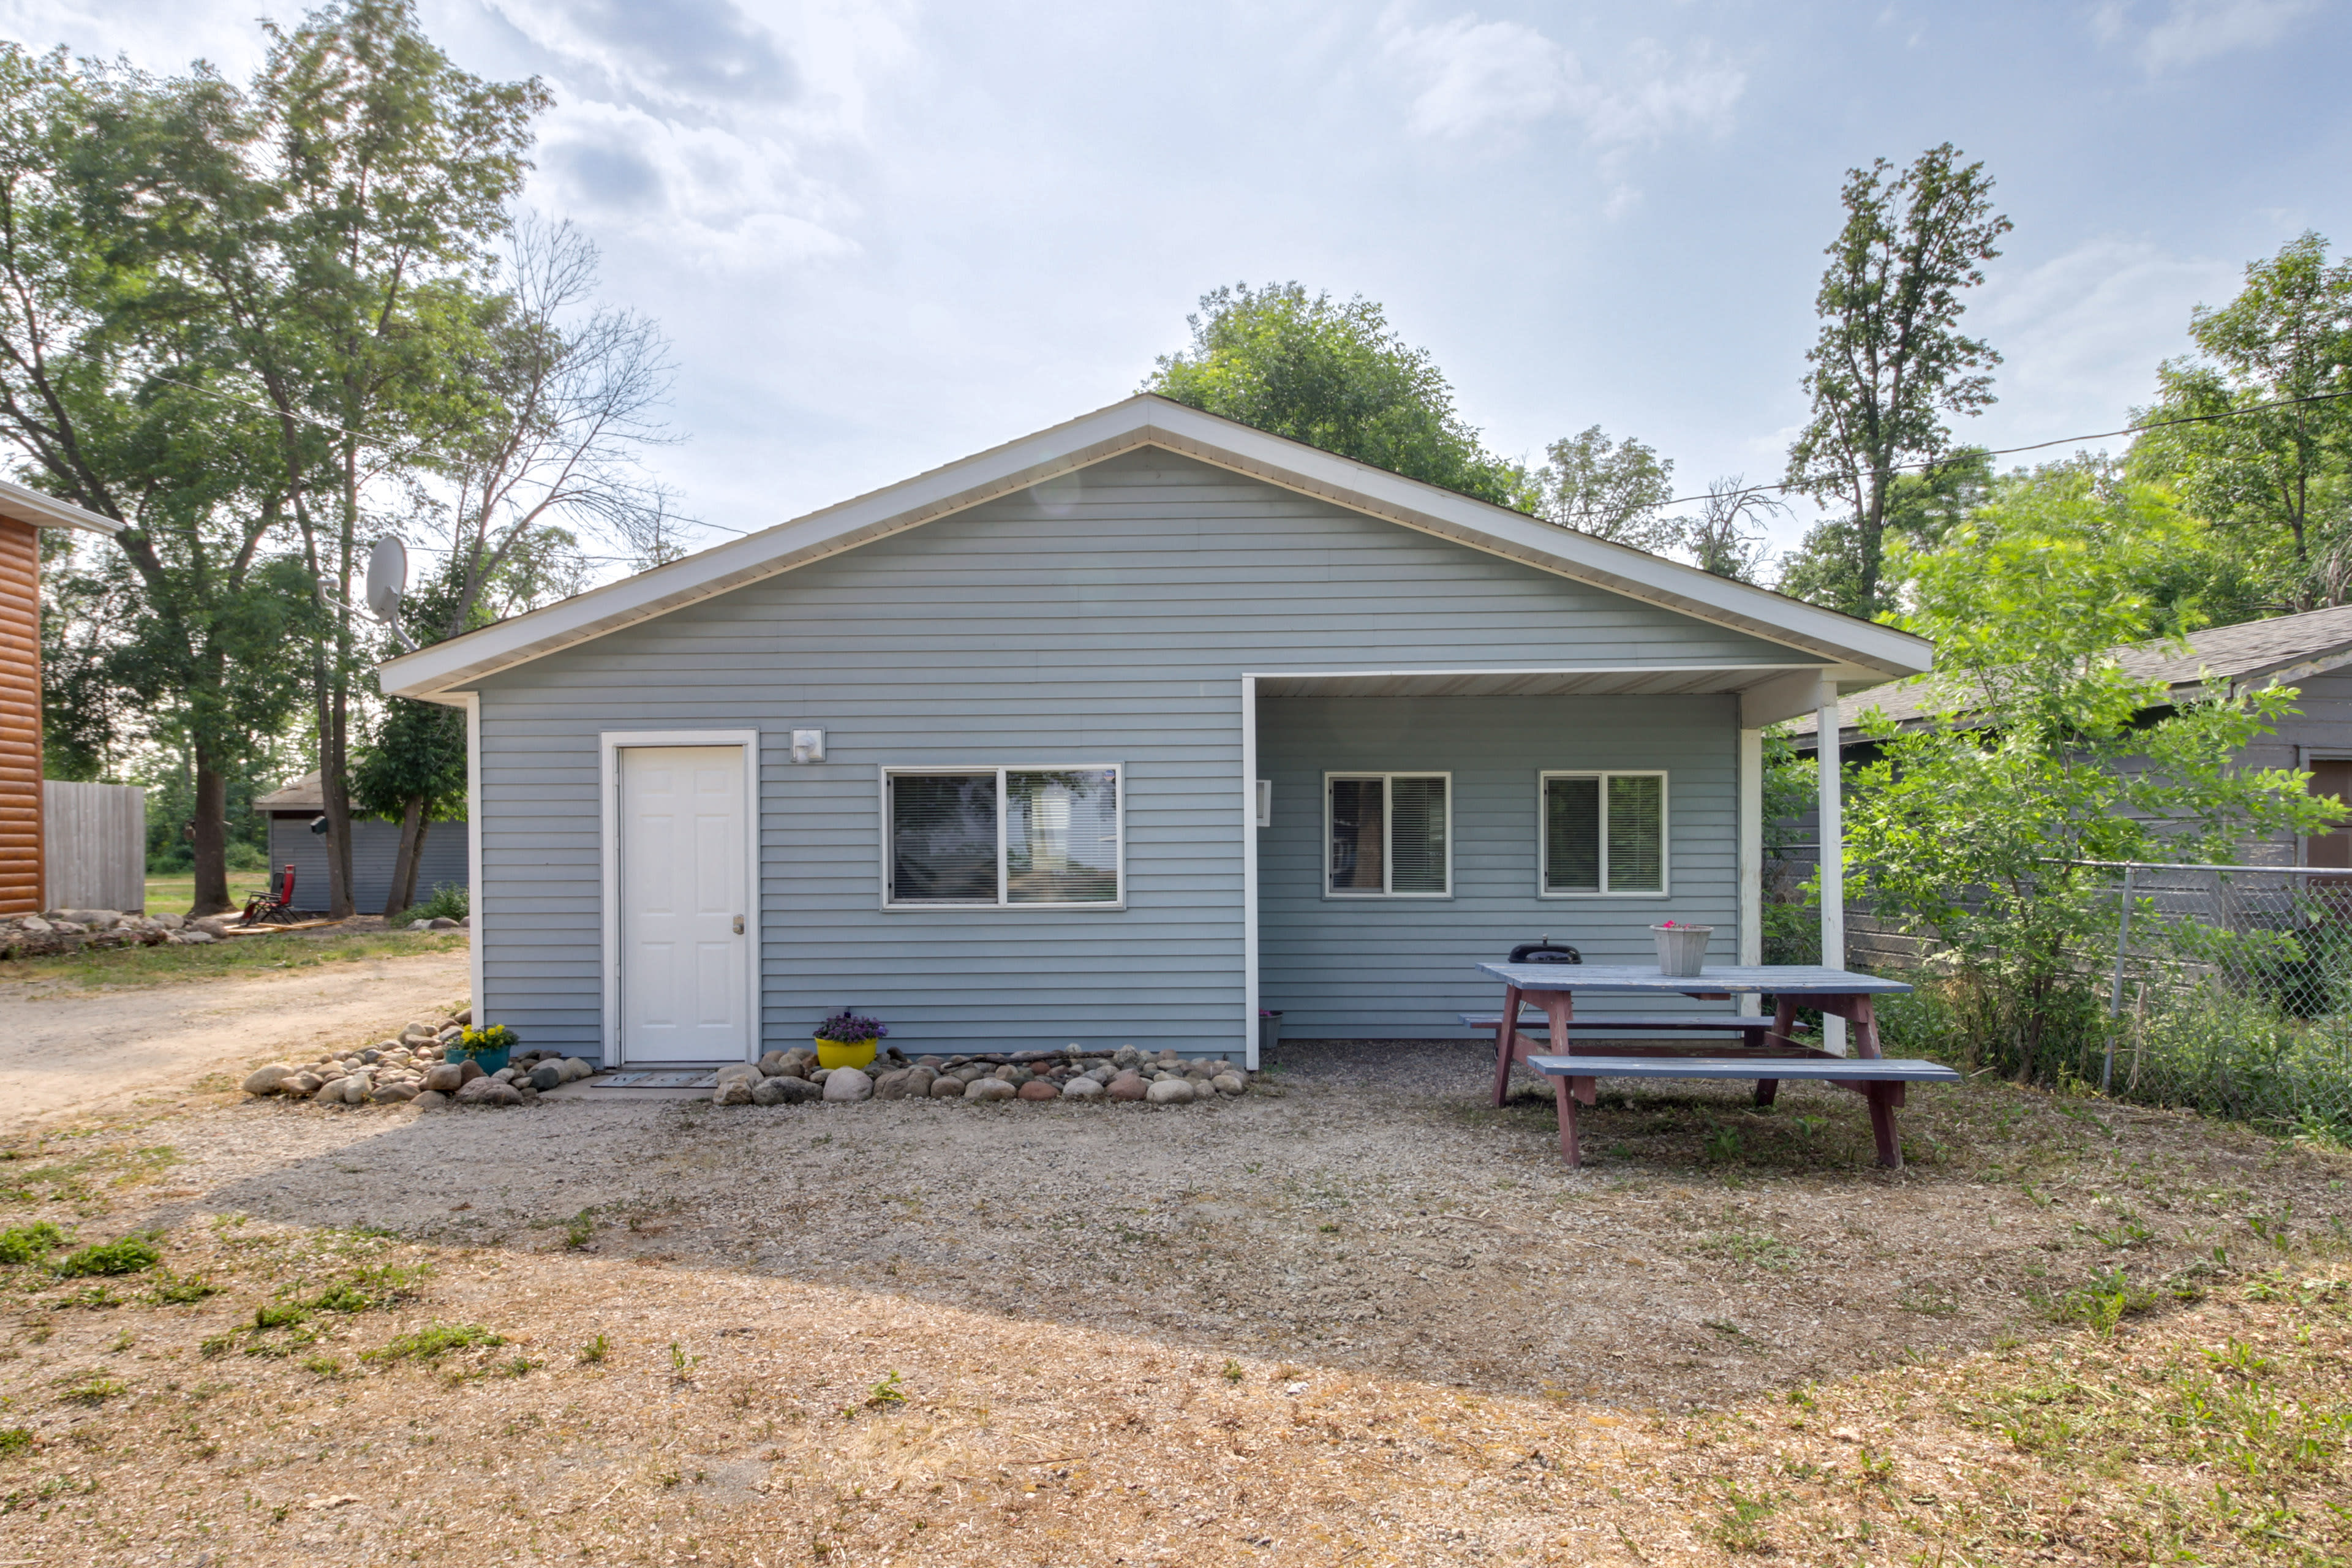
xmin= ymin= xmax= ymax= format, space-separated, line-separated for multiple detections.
xmin=0 ymin=947 xmax=470 ymax=1128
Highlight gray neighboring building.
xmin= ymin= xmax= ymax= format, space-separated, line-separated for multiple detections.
xmin=254 ymin=772 xmax=468 ymax=914
xmin=378 ymin=396 xmax=1930 ymax=1067
xmin=1789 ymin=602 xmax=2352 ymax=869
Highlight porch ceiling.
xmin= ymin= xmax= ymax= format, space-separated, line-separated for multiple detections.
xmin=1252 ymin=665 xmax=1841 ymax=700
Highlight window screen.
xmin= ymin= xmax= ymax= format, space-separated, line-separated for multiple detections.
xmin=1543 ymin=772 xmax=1666 ymax=895
xmin=888 ymin=767 xmax=1121 ymax=906
xmin=1327 ymin=774 xmax=1447 ymax=895
xmin=1006 ymin=769 xmax=1120 ymax=903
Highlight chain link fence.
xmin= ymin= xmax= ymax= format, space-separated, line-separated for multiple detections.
xmin=2084 ymin=861 xmax=2352 ymax=1133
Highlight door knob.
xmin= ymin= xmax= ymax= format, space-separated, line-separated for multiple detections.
xmin=733 ymin=914 xmax=745 ymax=935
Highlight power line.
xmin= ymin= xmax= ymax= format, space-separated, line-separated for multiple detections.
xmin=1657 ymin=387 xmax=2352 ymax=510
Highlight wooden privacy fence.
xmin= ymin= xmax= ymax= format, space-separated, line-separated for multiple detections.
xmin=43 ymin=780 xmax=144 ymax=911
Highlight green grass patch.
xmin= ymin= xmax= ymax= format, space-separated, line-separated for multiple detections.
xmin=50 ymin=1235 xmax=162 ymax=1278
xmin=0 ymin=929 xmax=467 ymax=992
xmin=364 ymin=1322 xmax=504 ymax=1363
xmin=0 ymin=1222 xmax=69 ymax=1265
xmin=0 ymin=1428 xmax=31 ymax=1457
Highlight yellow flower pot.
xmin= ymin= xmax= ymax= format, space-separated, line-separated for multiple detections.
xmin=815 ymin=1036 xmax=877 ymax=1071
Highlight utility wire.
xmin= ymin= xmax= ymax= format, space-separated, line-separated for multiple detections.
xmin=1656 ymin=387 xmax=2352 ymax=510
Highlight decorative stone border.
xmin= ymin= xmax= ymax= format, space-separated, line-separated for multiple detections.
xmin=714 ymin=1044 xmax=1259 ymax=1106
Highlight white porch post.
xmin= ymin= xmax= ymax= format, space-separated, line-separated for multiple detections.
xmin=1241 ymin=676 xmax=1260 ymax=1071
xmin=462 ymin=692 xmax=484 ymax=1026
xmin=1816 ymin=680 xmax=1847 ymax=1054
xmin=1737 ymin=726 xmax=1762 ymax=1016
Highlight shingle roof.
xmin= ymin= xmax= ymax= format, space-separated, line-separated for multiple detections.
xmin=1789 ymin=602 xmax=2352 ymax=749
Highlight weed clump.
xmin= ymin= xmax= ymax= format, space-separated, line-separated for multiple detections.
xmin=0 ymin=1223 xmax=70 ymax=1265
xmin=51 ymin=1235 xmax=162 ymax=1278
xmin=366 ymin=1323 xmax=504 ymax=1364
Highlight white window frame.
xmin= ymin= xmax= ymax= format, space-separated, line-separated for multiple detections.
xmin=1322 ymin=771 xmax=1454 ymax=900
xmin=1537 ymin=769 xmax=1671 ymax=899
xmin=878 ymin=764 xmax=1126 ymax=910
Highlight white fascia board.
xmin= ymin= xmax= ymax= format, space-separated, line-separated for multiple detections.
xmin=0 ymin=477 xmax=121 ymax=535
xmin=379 ymin=394 xmax=1931 ymax=700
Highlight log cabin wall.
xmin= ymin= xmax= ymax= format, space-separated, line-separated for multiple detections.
xmin=0 ymin=516 xmax=39 ymax=914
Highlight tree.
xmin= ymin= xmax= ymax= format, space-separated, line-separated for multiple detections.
xmin=2131 ymin=232 xmax=2352 ymax=609
xmin=1144 ymin=283 xmax=1534 ymax=509
xmin=1779 ymin=447 xmax=1992 ymax=609
xmin=1530 ymin=426 xmax=1678 ymax=549
xmin=1784 ymin=144 xmax=2010 ymax=619
xmin=125 ymin=0 xmax=546 ymax=917
xmin=347 ymin=688 xmax=462 ymax=915
xmin=1844 ymin=462 xmax=2337 ymax=1084
xmin=0 ymin=44 xmax=317 ymax=912
xmin=1681 ymin=476 xmax=1785 ymax=583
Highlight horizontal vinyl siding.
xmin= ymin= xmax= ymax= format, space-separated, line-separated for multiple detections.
xmin=265 ymin=814 xmax=469 ymax=914
xmin=472 ymin=450 xmax=1806 ymax=1059
xmin=1258 ymin=694 xmax=1741 ymax=1036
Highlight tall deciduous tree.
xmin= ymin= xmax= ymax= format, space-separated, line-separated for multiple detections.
xmin=128 ymin=0 xmax=545 ymax=917
xmin=1145 ymin=282 xmax=1534 ymax=510
xmin=1531 ymin=426 xmax=1678 ymax=549
xmin=2132 ymin=232 xmax=2352 ymax=609
xmin=1784 ymin=144 xmax=2010 ymax=619
xmin=1681 ymin=476 xmax=1784 ymax=583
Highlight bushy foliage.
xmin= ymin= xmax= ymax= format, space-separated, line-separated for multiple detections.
xmin=394 ymin=883 xmax=469 ymax=925
xmin=1846 ymin=462 xmax=2340 ymax=1082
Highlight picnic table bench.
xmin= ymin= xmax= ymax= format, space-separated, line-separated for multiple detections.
xmin=1476 ymin=962 xmax=1959 ymax=1170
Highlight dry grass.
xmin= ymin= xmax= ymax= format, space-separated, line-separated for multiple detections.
xmin=1 ymin=1040 xmax=2348 ymax=1564
xmin=0 ymin=927 xmax=466 ymax=993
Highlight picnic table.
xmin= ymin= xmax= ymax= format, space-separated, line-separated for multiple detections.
xmin=1474 ymin=962 xmax=1958 ymax=1170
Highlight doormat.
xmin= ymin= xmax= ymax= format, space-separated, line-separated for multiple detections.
xmin=589 ymin=1071 xmax=718 ymax=1088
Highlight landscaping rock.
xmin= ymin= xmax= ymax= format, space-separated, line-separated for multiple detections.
xmin=772 ymin=1076 xmax=821 ymax=1104
xmin=172 ymin=929 xmax=216 ymax=944
xmin=56 ymin=909 xmax=122 ymax=930
xmin=928 ymin=1074 xmax=968 ymax=1099
xmin=965 ymin=1077 xmax=1017 ymax=1102
xmin=1212 ymin=1072 xmax=1246 ymax=1096
xmin=529 ymin=1061 xmax=566 ymax=1091
xmin=411 ymin=1090 xmax=450 ymax=1110
xmin=457 ymin=1077 xmax=524 ymax=1107
xmin=372 ymin=1083 xmax=419 ymax=1104
xmin=284 ymin=1072 xmax=322 ymax=1098
xmin=454 ymin=1059 xmax=485 ymax=1085
xmin=713 ymin=1079 xmax=755 ymax=1106
xmin=750 ymin=1077 xmax=794 ymax=1107
xmin=1113 ymin=1045 xmax=1142 ymax=1068
xmin=150 ymin=911 xmax=183 ymax=930
xmin=1017 ymin=1079 xmax=1060 ymax=1101
xmin=561 ymin=1057 xmax=595 ymax=1083
xmin=872 ymin=1069 xmax=917 ymax=1101
xmin=1145 ymin=1078 xmax=1196 ymax=1106
xmin=454 ymin=1006 xmax=473 ymax=1025
xmin=241 ymin=1064 xmax=296 ymax=1096
xmin=1107 ymin=1072 xmax=1148 ymax=1101
xmin=1060 ymin=1076 xmax=1105 ymax=1101
xmin=758 ymin=1050 xmax=790 ymax=1076
xmin=428 ymin=916 xmax=459 ymax=930
xmin=823 ymin=1067 xmax=873 ymax=1102
xmin=421 ymin=1064 xmax=464 ymax=1093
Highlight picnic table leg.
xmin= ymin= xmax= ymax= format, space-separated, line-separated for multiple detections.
xmin=1492 ymin=984 xmax=1525 ymax=1107
xmin=1852 ymin=995 xmax=1883 ymax=1059
xmin=1753 ymin=995 xmax=1799 ymax=1106
xmin=1554 ymin=1073 xmax=1581 ymax=1166
xmin=1769 ymin=995 xmax=1799 ymax=1051
xmin=1866 ymin=1080 xmax=1902 ymax=1169
xmin=1753 ymin=1076 xmax=1779 ymax=1108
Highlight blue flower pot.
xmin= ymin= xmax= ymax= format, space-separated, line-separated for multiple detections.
xmin=449 ymin=1044 xmax=510 ymax=1074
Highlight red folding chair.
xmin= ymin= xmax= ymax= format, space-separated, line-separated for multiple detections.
xmin=240 ymin=864 xmax=301 ymax=926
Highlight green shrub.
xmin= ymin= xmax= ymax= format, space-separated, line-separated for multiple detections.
xmin=393 ymin=883 xmax=468 ymax=926
xmin=51 ymin=1235 xmax=160 ymax=1278
xmin=0 ymin=1223 xmax=70 ymax=1266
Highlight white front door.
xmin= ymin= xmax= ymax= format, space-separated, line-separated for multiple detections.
xmin=618 ymin=745 xmax=749 ymax=1063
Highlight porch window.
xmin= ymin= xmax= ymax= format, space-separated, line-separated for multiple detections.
xmin=885 ymin=766 xmax=1121 ymax=907
xmin=1541 ymin=771 xmax=1667 ymax=895
xmin=1326 ymin=773 xmax=1450 ymax=897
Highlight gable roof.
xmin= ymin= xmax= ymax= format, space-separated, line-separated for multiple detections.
xmin=378 ymin=394 xmax=1932 ymax=703
xmin=1790 ymin=601 xmax=2352 ymax=751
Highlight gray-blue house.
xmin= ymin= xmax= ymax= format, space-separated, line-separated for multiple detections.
xmin=378 ymin=396 xmax=1929 ymax=1068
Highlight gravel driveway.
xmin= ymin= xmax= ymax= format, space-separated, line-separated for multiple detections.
xmin=149 ymin=1036 xmax=2339 ymax=1411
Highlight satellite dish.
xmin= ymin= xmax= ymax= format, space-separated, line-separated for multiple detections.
xmin=363 ymin=535 xmax=417 ymax=652
xmin=364 ymin=535 xmax=407 ymax=622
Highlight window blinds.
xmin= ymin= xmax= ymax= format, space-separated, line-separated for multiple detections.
xmin=889 ymin=773 xmax=998 ymax=902
xmin=1544 ymin=772 xmax=1665 ymax=894
xmin=1387 ymin=776 xmax=1449 ymax=894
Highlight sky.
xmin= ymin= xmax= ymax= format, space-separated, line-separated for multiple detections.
xmin=3 ymin=0 xmax=2348 ymax=571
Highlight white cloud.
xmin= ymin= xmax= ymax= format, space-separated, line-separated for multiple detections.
xmin=2092 ymin=0 xmax=2319 ymax=73
xmin=529 ymin=99 xmax=860 ymax=269
xmin=1968 ymin=236 xmax=2241 ymax=450
xmin=1376 ymin=10 xmax=1743 ymax=146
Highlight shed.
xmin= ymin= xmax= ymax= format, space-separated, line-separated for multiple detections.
xmin=252 ymin=771 xmax=469 ymax=914
xmin=0 ymin=479 xmax=123 ymax=915
xmin=379 ymin=395 xmax=1931 ymax=1067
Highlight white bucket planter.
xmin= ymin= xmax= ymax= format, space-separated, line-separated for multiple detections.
xmin=1651 ymin=923 xmax=1712 ymax=976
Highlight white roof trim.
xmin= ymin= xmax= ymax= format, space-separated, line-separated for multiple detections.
xmin=0 ymin=476 xmax=121 ymax=535
xmin=379 ymin=395 xmax=1931 ymax=701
